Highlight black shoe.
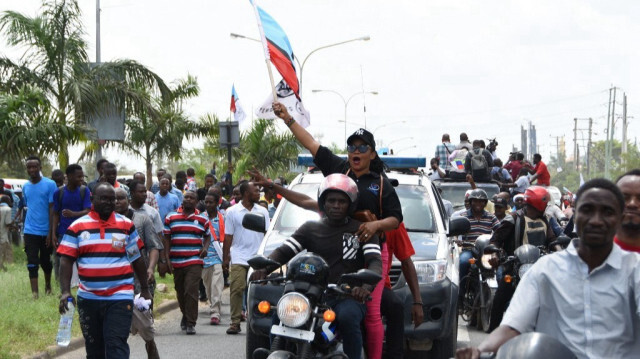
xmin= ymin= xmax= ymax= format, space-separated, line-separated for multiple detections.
xmin=180 ymin=316 xmax=187 ymax=331
xmin=186 ymin=326 xmax=196 ymax=335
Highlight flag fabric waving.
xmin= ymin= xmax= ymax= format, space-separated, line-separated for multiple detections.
xmin=230 ymin=85 xmax=246 ymax=123
xmin=251 ymin=0 xmax=300 ymax=99
xmin=255 ymin=80 xmax=310 ymax=128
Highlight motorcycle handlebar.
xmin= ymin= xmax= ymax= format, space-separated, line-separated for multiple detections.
xmin=327 ymin=284 xmax=373 ymax=301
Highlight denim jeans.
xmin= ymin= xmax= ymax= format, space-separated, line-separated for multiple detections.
xmin=459 ymin=250 xmax=474 ymax=301
xmin=77 ymin=297 xmax=133 ymax=359
xmin=327 ymin=297 xmax=367 ymax=359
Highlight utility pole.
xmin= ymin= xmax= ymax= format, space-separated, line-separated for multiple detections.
xmin=604 ymin=87 xmax=616 ymax=180
xmin=621 ymin=93 xmax=628 ymax=168
xmin=573 ymin=118 xmax=578 ymax=170
xmin=550 ymin=135 xmax=564 ymax=166
xmin=95 ymin=0 xmax=103 ymax=161
xmin=587 ymin=118 xmax=593 ymax=177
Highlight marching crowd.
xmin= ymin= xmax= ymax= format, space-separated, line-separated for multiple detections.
xmin=0 ymin=101 xmax=639 ymax=359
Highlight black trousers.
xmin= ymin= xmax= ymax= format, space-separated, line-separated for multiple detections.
xmin=489 ymin=279 xmax=515 ymax=331
xmin=24 ymin=234 xmax=53 ymax=278
xmin=381 ymin=287 xmax=404 ymax=359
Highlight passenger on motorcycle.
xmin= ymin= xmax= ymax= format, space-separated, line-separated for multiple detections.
xmin=273 ymin=102 xmax=403 ymax=359
xmin=250 ymin=174 xmax=383 ymax=359
xmin=487 ymin=186 xmax=557 ymax=331
xmin=457 ymin=178 xmax=640 ymax=359
xmin=458 ymin=189 xmax=500 ymax=301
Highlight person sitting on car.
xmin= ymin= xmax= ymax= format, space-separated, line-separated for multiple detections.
xmin=250 ymin=174 xmax=382 ymax=359
xmin=487 ymin=186 xmax=557 ymax=331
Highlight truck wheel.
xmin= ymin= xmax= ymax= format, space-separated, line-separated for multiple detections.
xmin=246 ymin=322 xmax=270 ymax=359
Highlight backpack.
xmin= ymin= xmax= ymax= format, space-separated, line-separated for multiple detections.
xmin=492 ymin=168 xmax=505 ymax=182
xmin=450 ymin=148 xmax=468 ymax=173
xmin=57 ymin=185 xmax=87 ymax=210
xmin=470 ymin=149 xmax=488 ymax=172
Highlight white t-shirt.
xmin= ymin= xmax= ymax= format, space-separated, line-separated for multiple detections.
xmin=224 ymin=202 xmax=270 ymax=266
xmin=512 ymin=176 xmax=530 ymax=194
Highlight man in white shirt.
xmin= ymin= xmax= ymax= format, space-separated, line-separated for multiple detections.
xmin=223 ymin=181 xmax=270 ymax=335
xmin=456 ymin=178 xmax=640 ymax=359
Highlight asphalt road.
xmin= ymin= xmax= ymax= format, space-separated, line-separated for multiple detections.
xmin=62 ymin=288 xmax=488 ymax=358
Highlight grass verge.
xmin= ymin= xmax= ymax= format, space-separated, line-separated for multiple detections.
xmin=0 ymin=245 xmax=176 ymax=359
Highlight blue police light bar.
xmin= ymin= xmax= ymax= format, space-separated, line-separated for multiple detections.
xmin=297 ymin=154 xmax=426 ymax=169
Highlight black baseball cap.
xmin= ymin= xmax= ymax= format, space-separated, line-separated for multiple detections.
xmin=492 ymin=196 xmax=508 ymax=207
xmin=347 ymin=128 xmax=376 ymax=150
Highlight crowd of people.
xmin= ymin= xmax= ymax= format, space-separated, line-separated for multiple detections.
xmin=1 ymin=101 xmax=639 ymax=359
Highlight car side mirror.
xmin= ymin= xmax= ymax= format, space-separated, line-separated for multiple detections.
xmin=247 ymin=255 xmax=281 ymax=272
xmin=242 ymin=213 xmax=267 ymax=234
xmin=448 ymin=216 xmax=470 ymax=237
xmin=340 ymin=269 xmax=382 ymax=286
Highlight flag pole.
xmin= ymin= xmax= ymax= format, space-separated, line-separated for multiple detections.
xmin=252 ymin=0 xmax=277 ymax=102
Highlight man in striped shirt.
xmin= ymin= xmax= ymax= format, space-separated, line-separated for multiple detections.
xmin=458 ymin=189 xmax=499 ymax=304
xmin=162 ymin=190 xmax=210 ymax=335
xmin=57 ymin=183 xmax=150 ymax=358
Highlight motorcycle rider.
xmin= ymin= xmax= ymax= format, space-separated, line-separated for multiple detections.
xmin=487 ymin=186 xmax=557 ymax=331
xmin=457 ymin=178 xmax=640 ymax=359
xmin=458 ymin=189 xmax=499 ymax=304
xmin=250 ymin=174 xmax=382 ymax=359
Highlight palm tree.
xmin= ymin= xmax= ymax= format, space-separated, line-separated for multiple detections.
xmin=118 ymin=75 xmax=217 ymax=188
xmin=233 ymin=119 xmax=301 ymax=180
xmin=0 ymin=0 xmax=170 ymax=168
xmin=0 ymin=84 xmax=84 ymax=165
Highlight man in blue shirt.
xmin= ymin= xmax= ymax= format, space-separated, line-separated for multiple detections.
xmin=22 ymin=155 xmax=57 ymax=299
xmin=202 ymin=192 xmax=225 ymax=325
xmin=155 ymin=176 xmax=180 ymax=222
xmin=51 ymin=164 xmax=92 ymax=283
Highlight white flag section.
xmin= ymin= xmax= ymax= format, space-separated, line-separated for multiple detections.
xmin=233 ymin=100 xmax=247 ymax=123
xmin=255 ymin=80 xmax=310 ymax=128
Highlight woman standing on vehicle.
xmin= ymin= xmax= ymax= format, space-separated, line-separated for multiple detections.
xmin=273 ymin=102 xmax=402 ymax=359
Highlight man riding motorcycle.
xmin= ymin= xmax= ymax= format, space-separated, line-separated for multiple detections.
xmin=250 ymin=174 xmax=382 ymax=359
xmin=487 ymin=186 xmax=557 ymax=330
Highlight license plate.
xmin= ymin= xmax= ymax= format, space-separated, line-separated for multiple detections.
xmin=271 ymin=324 xmax=315 ymax=342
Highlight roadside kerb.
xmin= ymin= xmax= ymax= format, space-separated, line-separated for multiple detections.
xmin=30 ymin=299 xmax=179 ymax=359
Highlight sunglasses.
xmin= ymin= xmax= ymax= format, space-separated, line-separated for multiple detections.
xmin=347 ymin=144 xmax=371 ymax=153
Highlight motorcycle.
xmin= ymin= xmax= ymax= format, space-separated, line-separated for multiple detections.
xmin=478 ymin=332 xmax=577 ymax=359
xmin=458 ymin=234 xmax=500 ymax=332
xmin=247 ymin=253 xmax=382 ymax=359
xmin=488 ymin=235 xmax=572 ymax=331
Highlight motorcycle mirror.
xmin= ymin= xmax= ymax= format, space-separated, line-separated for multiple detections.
xmin=495 ymin=332 xmax=577 ymax=359
xmin=247 ymin=255 xmax=281 ymax=272
xmin=242 ymin=213 xmax=267 ymax=233
xmin=340 ymin=269 xmax=382 ymax=286
xmin=448 ymin=216 xmax=471 ymax=237
xmin=550 ymin=235 xmax=571 ymax=248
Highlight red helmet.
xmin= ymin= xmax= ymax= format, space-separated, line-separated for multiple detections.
xmin=318 ymin=174 xmax=358 ymax=214
xmin=524 ymin=186 xmax=550 ymax=212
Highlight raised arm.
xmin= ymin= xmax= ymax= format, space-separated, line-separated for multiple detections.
xmin=273 ymin=102 xmax=320 ymax=157
xmin=248 ymin=169 xmax=319 ymax=212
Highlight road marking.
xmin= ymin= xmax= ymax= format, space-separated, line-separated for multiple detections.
xmin=457 ymin=318 xmax=470 ymax=344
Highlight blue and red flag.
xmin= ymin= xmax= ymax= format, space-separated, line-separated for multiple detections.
xmin=230 ymin=85 xmax=246 ymax=123
xmin=251 ymin=1 xmax=300 ymax=99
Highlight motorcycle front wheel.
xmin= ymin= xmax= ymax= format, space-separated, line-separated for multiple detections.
xmin=476 ymin=282 xmax=492 ymax=332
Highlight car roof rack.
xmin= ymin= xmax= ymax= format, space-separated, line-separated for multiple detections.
xmin=297 ymin=154 xmax=426 ymax=171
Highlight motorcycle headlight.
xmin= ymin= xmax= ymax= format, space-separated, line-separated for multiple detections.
xmin=414 ymin=260 xmax=447 ymax=284
xmin=518 ymin=263 xmax=534 ymax=278
xmin=277 ymin=292 xmax=311 ymax=328
xmin=481 ymin=254 xmax=494 ymax=270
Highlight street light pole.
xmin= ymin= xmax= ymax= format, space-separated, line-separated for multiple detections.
xmin=230 ymin=33 xmax=369 ymax=90
xmin=313 ymin=90 xmax=378 ymax=145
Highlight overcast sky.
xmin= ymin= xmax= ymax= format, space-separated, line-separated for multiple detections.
xmin=2 ymin=0 xmax=639 ymax=170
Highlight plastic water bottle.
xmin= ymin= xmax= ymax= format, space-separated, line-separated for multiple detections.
xmin=56 ymin=297 xmax=74 ymax=347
